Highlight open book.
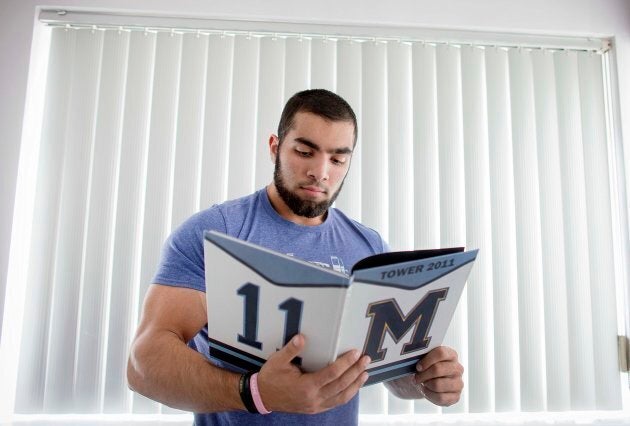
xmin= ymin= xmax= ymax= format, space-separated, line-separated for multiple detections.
xmin=204 ymin=230 xmax=477 ymax=385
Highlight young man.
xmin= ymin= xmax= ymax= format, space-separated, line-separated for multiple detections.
xmin=127 ymin=89 xmax=464 ymax=425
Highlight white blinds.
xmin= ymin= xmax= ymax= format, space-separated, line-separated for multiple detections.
xmin=12 ymin=26 xmax=624 ymax=416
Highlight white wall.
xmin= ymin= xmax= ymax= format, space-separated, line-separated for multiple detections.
xmin=1 ymin=0 xmax=630 ymax=342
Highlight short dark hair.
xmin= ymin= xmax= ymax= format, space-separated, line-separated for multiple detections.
xmin=277 ymin=89 xmax=358 ymax=145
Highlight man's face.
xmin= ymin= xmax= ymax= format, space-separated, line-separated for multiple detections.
xmin=271 ymin=111 xmax=354 ymax=219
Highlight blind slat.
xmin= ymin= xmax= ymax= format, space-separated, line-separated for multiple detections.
xmin=44 ymin=28 xmax=103 ymax=413
xmin=530 ymin=49 xmax=571 ymax=411
xmin=333 ymin=40 xmax=362 ymax=221
xmin=361 ymin=41 xmax=389 ymax=240
xmin=485 ymin=47 xmax=521 ymax=411
xmin=15 ymin=27 xmax=76 ymax=414
xmin=284 ymin=37 xmax=311 ymax=101
xmin=411 ymin=43 xmax=441 ymax=415
xmin=387 ymin=42 xmax=414 ymax=254
xmin=200 ymin=34 xmax=233 ymax=207
xmin=461 ymin=45 xmax=495 ymax=413
xmin=357 ymin=41 xmax=389 ymax=415
xmin=254 ymin=37 xmax=285 ymax=191
xmin=412 ymin=44 xmax=440 ymax=252
xmin=436 ymin=44 xmax=467 ymax=414
xmin=104 ymin=31 xmax=156 ymax=413
xmin=133 ymin=31 xmax=182 ymax=414
xmin=311 ymin=38 xmax=336 ymax=91
xmin=162 ymin=33 xmax=209 ymax=417
xmin=170 ymin=33 xmax=209 ymax=229
xmin=555 ymin=51 xmax=597 ymax=410
xmin=508 ymin=48 xmax=547 ymax=411
xmin=74 ymin=29 xmax=129 ymax=413
xmin=578 ymin=52 xmax=622 ymax=410
xmin=387 ymin=33 xmax=414 ymax=418
xmin=226 ymin=35 xmax=260 ymax=200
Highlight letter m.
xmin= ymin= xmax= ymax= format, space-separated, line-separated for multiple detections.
xmin=362 ymin=288 xmax=449 ymax=363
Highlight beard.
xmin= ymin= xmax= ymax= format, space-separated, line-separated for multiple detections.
xmin=273 ymin=154 xmax=345 ymax=219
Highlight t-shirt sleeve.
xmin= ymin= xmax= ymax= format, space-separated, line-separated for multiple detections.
xmin=152 ymin=206 xmax=227 ymax=292
xmin=361 ymin=224 xmax=390 ymax=254
xmin=380 ymin=238 xmax=391 ymax=254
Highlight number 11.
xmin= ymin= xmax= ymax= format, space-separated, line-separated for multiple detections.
xmin=237 ymin=283 xmax=304 ymax=350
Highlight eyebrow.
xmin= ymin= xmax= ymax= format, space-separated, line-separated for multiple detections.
xmin=294 ymin=137 xmax=353 ymax=155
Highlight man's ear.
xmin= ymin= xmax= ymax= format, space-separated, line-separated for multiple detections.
xmin=269 ymin=134 xmax=280 ymax=163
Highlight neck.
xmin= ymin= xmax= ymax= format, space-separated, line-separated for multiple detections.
xmin=265 ymin=183 xmax=326 ymax=226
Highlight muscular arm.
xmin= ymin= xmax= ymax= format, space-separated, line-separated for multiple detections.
xmin=127 ymin=283 xmax=371 ymax=414
xmin=127 ymin=284 xmax=243 ymax=412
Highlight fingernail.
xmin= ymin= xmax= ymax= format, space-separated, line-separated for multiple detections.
xmin=416 ymin=364 xmax=423 ymax=372
xmin=353 ymin=350 xmax=360 ymax=361
xmin=292 ymin=335 xmax=300 ymax=346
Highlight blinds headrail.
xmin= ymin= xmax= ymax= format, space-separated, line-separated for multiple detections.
xmin=38 ymin=9 xmax=609 ymax=53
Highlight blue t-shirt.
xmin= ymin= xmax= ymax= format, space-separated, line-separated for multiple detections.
xmin=153 ymin=188 xmax=388 ymax=426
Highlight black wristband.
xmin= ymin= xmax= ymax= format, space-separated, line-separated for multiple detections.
xmin=239 ymin=371 xmax=258 ymax=414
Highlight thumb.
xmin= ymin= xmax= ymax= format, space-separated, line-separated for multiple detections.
xmin=272 ymin=334 xmax=305 ymax=365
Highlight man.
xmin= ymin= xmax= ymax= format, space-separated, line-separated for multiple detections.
xmin=127 ymin=89 xmax=464 ymax=425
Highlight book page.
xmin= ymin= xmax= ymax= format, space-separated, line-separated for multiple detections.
xmin=204 ymin=231 xmax=349 ymax=372
xmin=337 ymin=250 xmax=477 ymax=385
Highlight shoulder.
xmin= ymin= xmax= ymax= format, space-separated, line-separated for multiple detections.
xmin=329 ymin=208 xmax=389 ymax=254
xmin=152 ymin=196 xmax=253 ymax=291
xmin=170 ymin=190 xmax=264 ymax=247
xmin=210 ymin=190 xmax=265 ymax=236
xmin=172 ymin=204 xmax=227 ymax=244
xmin=179 ymin=191 xmax=259 ymax=233
xmin=213 ymin=191 xmax=259 ymax=216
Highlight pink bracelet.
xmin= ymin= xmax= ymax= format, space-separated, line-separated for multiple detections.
xmin=250 ymin=373 xmax=272 ymax=415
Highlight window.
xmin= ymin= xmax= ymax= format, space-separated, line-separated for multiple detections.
xmin=3 ymin=9 xmax=628 ymax=424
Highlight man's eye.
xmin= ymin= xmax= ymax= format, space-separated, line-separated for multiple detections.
xmin=297 ymin=150 xmax=312 ymax=157
xmin=332 ymin=158 xmax=346 ymax=165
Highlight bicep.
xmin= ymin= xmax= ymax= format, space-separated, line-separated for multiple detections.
xmin=134 ymin=284 xmax=207 ymax=344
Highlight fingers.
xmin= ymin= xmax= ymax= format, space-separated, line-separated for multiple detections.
xmin=269 ymin=334 xmax=305 ymax=365
xmin=310 ymin=349 xmax=363 ymax=388
xmin=413 ymin=347 xmax=464 ymax=407
xmin=259 ymin=346 xmax=369 ymax=414
xmin=415 ymin=358 xmax=464 ymax=384
xmin=417 ymin=346 xmax=457 ymax=372
xmin=301 ymin=349 xmax=370 ymax=411
xmin=421 ymin=375 xmax=464 ymax=393
xmin=320 ymin=354 xmax=371 ymax=397
xmin=421 ymin=385 xmax=460 ymax=407
xmin=322 ymin=369 xmax=369 ymax=409
xmin=415 ymin=346 xmax=462 ymax=383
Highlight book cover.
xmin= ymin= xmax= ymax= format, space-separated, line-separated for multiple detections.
xmin=204 ymin=230 xmax=477 ymax=385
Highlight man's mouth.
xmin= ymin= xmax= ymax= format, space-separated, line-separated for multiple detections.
xmin=300 ymin=185 xmax=327 ymax=195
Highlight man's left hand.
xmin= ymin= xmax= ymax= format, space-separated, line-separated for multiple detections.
xmin=384 ymin=346 xmax=463 ymax=406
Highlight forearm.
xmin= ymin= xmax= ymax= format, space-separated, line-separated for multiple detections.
xmin=127 ymin=330 xmax=243 ymax=413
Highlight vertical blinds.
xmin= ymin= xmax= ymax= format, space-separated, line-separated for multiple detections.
xmin=13 ymin=26 xmax=623 ymax=416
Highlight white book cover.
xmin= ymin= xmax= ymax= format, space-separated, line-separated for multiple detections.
xmin=204 ymin=230 xmax=477 ymax=385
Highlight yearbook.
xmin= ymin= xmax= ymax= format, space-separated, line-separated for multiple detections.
xmin=204 ymin=230 xmax=477 ymax=385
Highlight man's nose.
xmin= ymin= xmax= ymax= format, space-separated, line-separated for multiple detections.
xmin=307 ymin=158 xmax=329 ymax=182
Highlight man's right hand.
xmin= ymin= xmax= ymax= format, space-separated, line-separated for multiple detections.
xmin=257 ymin=334 xmax=371 ymax=414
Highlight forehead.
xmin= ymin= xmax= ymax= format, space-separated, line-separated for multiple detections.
xmin=286 ymin=111 xmax=355 ymax=149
